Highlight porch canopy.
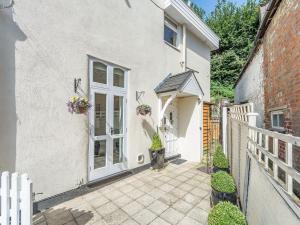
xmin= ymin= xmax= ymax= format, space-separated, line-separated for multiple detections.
xmin=155 ymin=70 xmax=204 ymax=121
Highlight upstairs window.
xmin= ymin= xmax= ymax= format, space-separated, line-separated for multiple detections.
xmin=271 ymin=110 xmax=284 ymax=130
xmin=164 ymin=17 xmax=178 ymax=47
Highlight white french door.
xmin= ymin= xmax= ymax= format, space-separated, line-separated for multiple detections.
xmin=88 ymin=59 xmax=127 ymax=181
xmin=163 ymin=99 xmax=178 ymax=158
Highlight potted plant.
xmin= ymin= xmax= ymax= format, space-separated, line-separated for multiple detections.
xmin=213 ymin=145 xmax=230 ymax=173
xmin=149 ymin=133 xmax=165 ymax=170
xmin=208 ymin=202 xmax=247 ymax=225
xmin=211 ymin=171 xmax=237 ymax=205
xmin=67 ymin=96 xmax=90 ymax=114
xmin=136 ymin=104 xmax=152 ymax=116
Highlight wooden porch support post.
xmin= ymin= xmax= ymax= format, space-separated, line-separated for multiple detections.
xmin=159 ymin=93 xmax=177 ymax=122
xmin=158 ymin=97 xmax=162 ymax=127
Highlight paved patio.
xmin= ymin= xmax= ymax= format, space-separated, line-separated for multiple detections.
xmin=33 ymin=160 xmax=211 ymax=225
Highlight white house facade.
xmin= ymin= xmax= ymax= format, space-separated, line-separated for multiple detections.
xmin=0 ymin=0 xmax=219 ymax=202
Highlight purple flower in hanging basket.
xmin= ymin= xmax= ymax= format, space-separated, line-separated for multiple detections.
xmin=67 ymin=96 xmax=91 ymax=114
xmin=136 ymin=104 xmax=152 ymax=116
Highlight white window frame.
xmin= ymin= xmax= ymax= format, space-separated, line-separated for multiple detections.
xmin=88 ymin=58 xmax=128 ymax=181
xmin=164 ymin=16 xmax=179 ymax=47
xmin=271 ymin=110 xmax=284 ymax=130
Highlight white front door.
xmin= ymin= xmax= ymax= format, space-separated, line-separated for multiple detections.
xmin=88 ymin=59 xmax=127 ymax=181
xmin=163 ymin=99 xmax=178 ymax=158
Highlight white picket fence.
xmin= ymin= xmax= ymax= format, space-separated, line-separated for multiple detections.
xmin=0 ymin=172 xmax=32 ymax=225
xmin=226 ymin=103 xmax=300 ymax=224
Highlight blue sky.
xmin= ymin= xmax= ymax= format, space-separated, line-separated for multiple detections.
xmin=192 ymin=0 xmax=247 ymax=14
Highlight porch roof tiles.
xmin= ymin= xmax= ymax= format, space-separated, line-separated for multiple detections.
xmin=155 ymin=70 xmax=193 ymax=94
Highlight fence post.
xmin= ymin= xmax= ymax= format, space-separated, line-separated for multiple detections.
xmin=222 ymin=106 xmax=228 ymax=156
xmin=1 ymin=172 xmax=10 ymax=225
xmin=11 ymin=173 xmax=20 ymax=225
xmin=287 ymin=142 xmax=293 ymax=195
xmin=247 ymin=112 xmax=258 ymax=127
xmin=20 ymin=174 xmax=33 ymax=225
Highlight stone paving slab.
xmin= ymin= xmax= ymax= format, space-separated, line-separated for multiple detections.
xmin=34 ymin=161 xmax=211 ymax=225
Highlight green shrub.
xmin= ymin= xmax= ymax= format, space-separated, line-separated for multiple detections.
xmin=213 ymin=145 xmax=229 ymax=169
xmin=150 ymin=133 xmax=163 ymax=151
xmin=208 ymin=201 xmax=247 ymax=225
xmin=211 ymin=171 xmax=236 ymax=193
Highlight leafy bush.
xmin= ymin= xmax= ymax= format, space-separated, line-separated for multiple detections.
xmin=208 ymin=201 xmax=247 ymax=225
xmin=213 ymin=145 xmax=229 ymax=169
xmin=211 ymin=171 xmax=236 ymax=193
xmin=150 ymin=133 xmax=163 ymax=151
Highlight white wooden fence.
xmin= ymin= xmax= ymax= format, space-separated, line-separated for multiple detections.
xmin=0 ymin=172 xmax=32 ymax=225
xmin=226 ymin=103 xmax=300 ymax=225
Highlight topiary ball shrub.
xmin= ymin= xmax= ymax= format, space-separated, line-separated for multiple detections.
xmin=208 ymin=201 xmax=247 ymax=225
xmin=213 ymin=145 xmax=229 ymax=172
xmin=211 ymin=171 xmax=237 ymax=205
xmin=211 ymin=171 xmax=236 ymax=193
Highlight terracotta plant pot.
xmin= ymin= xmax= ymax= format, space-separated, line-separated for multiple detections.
xmin=211 ymin=187 xmax=237 ymax=206
xmin=149 ymin=148 xmax=165 ymax=169
xmin=77 ymin=106 xmax=88 ymax=114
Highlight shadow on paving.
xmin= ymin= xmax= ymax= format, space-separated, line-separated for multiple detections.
xmin=33 ymin=207 xmax=94 ymax=225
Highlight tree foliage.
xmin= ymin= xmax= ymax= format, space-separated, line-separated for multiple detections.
xmin=182 ymin=0 xmax=205 ymax=19
xmin=206 ymin=0 xmax=260 ymax=100
xmin=181 ymin=0 xmax=262 ymax=100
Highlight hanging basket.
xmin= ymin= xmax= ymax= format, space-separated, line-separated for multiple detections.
xmin=136 ymin=104 xmax=152 ymax=116
xmin=67 ymin=96 xmax=91 ymax=114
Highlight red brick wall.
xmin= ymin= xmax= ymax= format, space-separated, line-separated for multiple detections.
xmin=263 ymin=0 xmax=300 ymax=170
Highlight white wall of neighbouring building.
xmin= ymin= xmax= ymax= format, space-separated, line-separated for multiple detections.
xmin=234 ymin=46 xmax=264 ymax=128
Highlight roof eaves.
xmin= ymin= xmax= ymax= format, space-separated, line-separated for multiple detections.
xmin=165 ymin=0 xmax=220 ymax=50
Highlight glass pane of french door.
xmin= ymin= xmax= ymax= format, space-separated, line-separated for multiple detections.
xmin=113 ymin=96 xmax=124 ymax=135
xmin=112 ymin=95 xmax=125 ymax=165
xmin=94 ymin=93 xmax=107 ymax=169
xmin=113 ymin=138 xmax=124 ymax=164
xmin=94 ymin=140 xmax=106 ymax=169
xmin=95 ymin=93 xmax=106 ymax=136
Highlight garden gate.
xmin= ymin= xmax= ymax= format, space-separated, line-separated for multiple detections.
xmin=0 ymin=172 xmax=32 ymax=225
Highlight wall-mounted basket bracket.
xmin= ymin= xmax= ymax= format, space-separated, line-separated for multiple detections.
xmin=74 ymin=78 xmax=81 ymax=94
xmin=136 ymin=91 xmax=145 ymax=102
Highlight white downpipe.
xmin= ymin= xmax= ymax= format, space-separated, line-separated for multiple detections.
xmin=182 ymin=24 xmax=187 ymax=71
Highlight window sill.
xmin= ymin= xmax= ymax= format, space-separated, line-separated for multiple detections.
xmin=164 ymin=41 xmax=181 ymax=52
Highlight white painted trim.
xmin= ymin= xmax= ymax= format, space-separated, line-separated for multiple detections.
xmin=271 ymin=110 xmax=284 ymax=130
xmin=164 ymin=0 xmax=219 ymax=50
xmin=164 ymin=15 xmax=180 ymax=48
xmin=88 ymin=58 xmax=128 ymax=181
